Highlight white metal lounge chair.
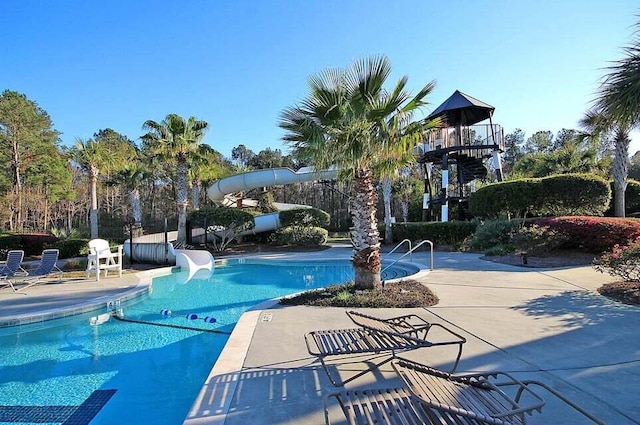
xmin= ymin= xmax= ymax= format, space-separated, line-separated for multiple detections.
xmin=86 ymin=239 xmax=123 ymax=281
xmin=0 ymin=249 xmax=27 ymax=279
xmin=323 ymin=358 xmax=605 ymax=424
xmin=305 ymin=310 xmax=466 ymax=386
xmin=6 ymin=249 xmax=63 ymax=293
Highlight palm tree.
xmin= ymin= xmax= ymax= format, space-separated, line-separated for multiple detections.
xmin=279 ymin=56 xmax=437 ymax=290
xmin=188 ymin=144 xmax=226 ymax=211
xmin=72 ymin=138 xmax=109 ymax=238
xmin=583 ymin=20 xmax=640 ymax=217
xmin=142 ymin=114 xmax=208 ymax=245
xmin=108 ymin=162 xmax=147 ymax=229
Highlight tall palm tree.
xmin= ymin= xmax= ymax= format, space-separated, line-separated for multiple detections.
xmin=584 ymin=19 xmax=640 ymax=217
xmin=72 ymin=138 xmax=110 ymax=238
xmin=188 ymin=144 xmax=226 ymax=211
xmin=142 ymin=114 xmax=208 ymax=244
xmin=280 ymin=56 xmax=437 ymax=290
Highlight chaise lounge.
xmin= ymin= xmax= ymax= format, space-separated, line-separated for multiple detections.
xmin=324 ymin=357 xmax=605 ymax=424
xmin=305 ymin=310 xmax=466 ymax=386
xmin=4 ymin=249 xmax=63 ymax=293
xmin=0 ymin=249 xmax=28 ymax=279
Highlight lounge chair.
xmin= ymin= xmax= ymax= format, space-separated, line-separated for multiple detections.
xmin=86 ymin=239 xmax=123 ymax=281
xmin=323 ymin=358 xmax=604 ymax=424
xmin=305 ymin=310 xmax=466 ymax=386
xmin=0 ymin=249 xmax=27 ymax=279
xmin=5 ymin=249 xmax=64 ymax=293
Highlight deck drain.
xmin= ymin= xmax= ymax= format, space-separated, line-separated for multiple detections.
xmin=261 ymin=313 xmax=273 ymax=322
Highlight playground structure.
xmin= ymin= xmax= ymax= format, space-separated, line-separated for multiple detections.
xmin=418 ymin=90 xmax=505 ymax=222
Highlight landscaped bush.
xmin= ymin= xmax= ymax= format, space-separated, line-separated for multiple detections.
xmin=392 ymin=221 xmax=477 ymax=247
xmin=536 ymin=216 xmax=640 ymax=253
xmin=537 ymin=174 xmax=610 ymax=216
xmin=189 ymin=207 xmax=255 ymax=251
xmin=279 ymin=208 xmax=330 ymax=227
xmin=606 ymin=179 xmax=640 ymax=216
xmin=0 ymin=233 xmax=59 ymax=256
xmin=49 ymin=238 xmax=90 ymax=259
xmin=465 ymin=219 xmax=523 ymax=253
xmin=511 ymin=224 xmax=568 ymax=255
xmin=468 ymin=179 xmax=540 ymax=219
xmin=469 ymin=174 xmax=610 ymax=218
xmin=269 ymin=226 xmax=328 ymax=246
xmin=593 ymin=236 xmax=640 ymax=281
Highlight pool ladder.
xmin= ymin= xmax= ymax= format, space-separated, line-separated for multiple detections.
xmin=381 ymin=239 xmax=434 ymax=275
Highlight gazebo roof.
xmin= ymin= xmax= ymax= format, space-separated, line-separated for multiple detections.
xmin=427 ymin=90 xmax=495 ymax=127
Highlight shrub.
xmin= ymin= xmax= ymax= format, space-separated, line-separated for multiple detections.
xmin=469 ymin=174 xmax=610 ymax=218
xmin=537 ymin=174 xmax=610 ymax=216
xmin=269 ymin=226 xmax=328 ymax=246
xmin=593 ymin=237 xmax=640 ymax=282
xmin=511 ymin=224 xmax=568 ymax=255
xmin=279 ymin=208 xmax=330 ymax=227
xmin=468 ymin=179 xmax=540 ymax=219
xmin=466 ymin=219 xmax=523 ymax=252
xmin=392 ymin=221 xmax=477 ymax=247
xmin=49 ymin=238 xmax=90 ymax=259
xmin=536 ymin=216 xmax=640 ymax=253
xmin=606 ymin=179 xmax=640 ymax=216
xmin=0 ymin=233 xmax=59 ymax=256
xmin=189 ymin=207 xmax=255 ymax=251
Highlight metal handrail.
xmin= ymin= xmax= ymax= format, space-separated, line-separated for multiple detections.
xmin=383 ymin=239 xmax=412 ymax=260
xmin=381 ymin=239 xmax=434 ymax=275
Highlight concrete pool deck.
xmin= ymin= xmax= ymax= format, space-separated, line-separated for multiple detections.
xmin=1 ymin=246 xmax=639 ymax=424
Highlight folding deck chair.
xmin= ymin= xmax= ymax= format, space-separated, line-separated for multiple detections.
xmin=324 ymin=357 xmax=605 ymax=424
xmin=0 ymin=250 xmax=27 ymax=279
xmin=5 ymin=249 xmax=63 ymax=293
xmin=305 ymin=310 xmax=466 ymax=386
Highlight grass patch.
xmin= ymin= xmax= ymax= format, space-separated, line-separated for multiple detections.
xmin=280 ymin=279 xmax=438 ymax=308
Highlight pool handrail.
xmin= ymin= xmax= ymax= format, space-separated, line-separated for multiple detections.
xmin=383 ymin=239 xmax=413 ymax=261
xmin=381 ymin=239 xmax=433 ymax=275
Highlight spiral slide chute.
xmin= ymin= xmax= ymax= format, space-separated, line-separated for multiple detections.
xmin=207 ymin=167 xmax=337 ymax=202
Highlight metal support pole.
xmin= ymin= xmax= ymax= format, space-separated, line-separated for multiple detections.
xmin=164 ymin=217 xmax=168 ymax=265
xmin=441 ymin=154 xmax=449 ymax=222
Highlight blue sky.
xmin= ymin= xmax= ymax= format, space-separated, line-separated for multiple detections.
xmin=2 ymin=1 xmax=639 ymax=158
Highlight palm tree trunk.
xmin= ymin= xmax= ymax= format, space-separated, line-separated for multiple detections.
xmin=382 ymin=175 xmax=393 ymax=245
xmin=130 ymin=188 xmax=142 ymax=227
xmin=613 ymin=129 xmax=629 ymax=217
xmin=176 ymin=159 xmax=189 ymax=244
xmin=89 ymin=167 xmax=99 ymax=239
xmin=351 ymin=168 xmax=381 ymax=290
xmin=192 ymin=179 xmax=201 ymax=211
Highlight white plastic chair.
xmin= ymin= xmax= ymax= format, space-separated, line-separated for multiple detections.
xmin=86 ymin=239 xmax=123 ymax=281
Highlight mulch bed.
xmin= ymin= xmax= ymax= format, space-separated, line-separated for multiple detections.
xmin=281 ymin=280 xmax=439 ymax=308
xmin=598 ymin=282 xmax=640 ymax=306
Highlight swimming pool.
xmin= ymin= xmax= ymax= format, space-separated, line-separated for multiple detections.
xmin=0 ymin=258 xmax=420 ymax=425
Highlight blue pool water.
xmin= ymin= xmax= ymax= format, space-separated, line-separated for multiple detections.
xmin=0 ymin=259 xmax=418 ymax=425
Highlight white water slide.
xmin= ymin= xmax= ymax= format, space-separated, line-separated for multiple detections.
xmin=125 ymin=167 xmax=337 ymax=264
xmin=207 ymin=166 xmax=338 ymax=234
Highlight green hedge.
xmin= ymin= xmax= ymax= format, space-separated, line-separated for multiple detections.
xmin=469 ymin=174 xmax=610 ymax=218
xmin=50 ymin=239 xmax=91 ymax=259
xmin=269 ymin=226 xmax=328 ymax=246
xmin=606 ymin=179 xmax=640 ymax=216
xmin=279 ymin=208 xmax=330 ymax=227
xmin=0 ymin=233 xmax=59 ymax=256
xmin=392 ymin=221 xmax=478 ymax=246
xmin=189 ymin=207 xmax=255 ymax=232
